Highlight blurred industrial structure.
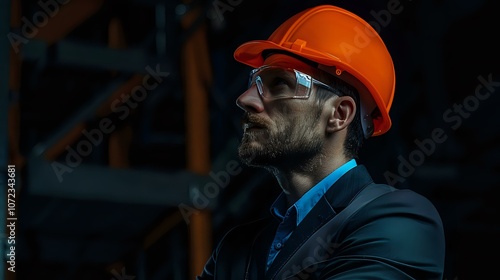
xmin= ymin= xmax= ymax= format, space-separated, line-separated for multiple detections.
xmin=1 ymin=0 xmax=499 ymax=279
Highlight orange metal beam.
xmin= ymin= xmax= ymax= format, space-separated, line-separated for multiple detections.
xmin=181 ymin=2 xmax=214 ymax=279
xmin=108 ymin=125 xmax=132 ymax=168
xmin=43 ymin=74 xmax=144 ymax=161
xmin=43 ymin=123 xmax=87 ymax=161
xmin=8 ymin=0 xmax=24 ymax=168
xmin=181 ymin=2 xmax=213 ymax=174
xmin=107 ymin=17 xmax=132 ymax=168
xmin=34 ymin=0 xmax=104 ymax=45
xmin=95 ymin=74 xmax=144 ymax=117
xmin=7 ymin=2 xmax=22 ymax=276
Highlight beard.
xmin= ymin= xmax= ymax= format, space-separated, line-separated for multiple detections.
xmin=238 ymin=111 xmax=323 ymax=170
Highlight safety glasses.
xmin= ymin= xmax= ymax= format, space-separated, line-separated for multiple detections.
xmin=248 ymin=65 xmax=337 ymax=100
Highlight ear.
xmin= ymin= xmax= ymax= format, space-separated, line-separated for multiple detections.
xmin=326 ymin=96 xmax=356 ymax=134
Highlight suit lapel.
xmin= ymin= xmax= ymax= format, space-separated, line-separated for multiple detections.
xmin=265 ymin=165 xmax=374 ymax=279
xmin=265 ymin=195 xmax=336 ymax=279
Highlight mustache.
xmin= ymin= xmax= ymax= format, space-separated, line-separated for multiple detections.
xmin=241 ymin=113 xmax=270 ymax=128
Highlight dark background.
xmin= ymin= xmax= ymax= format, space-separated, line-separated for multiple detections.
xmin=2 ymin=0 xmax=499 ymax=279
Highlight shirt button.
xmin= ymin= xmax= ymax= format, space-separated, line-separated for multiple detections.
xmin=275 ymin=242 xmax=283 ymax=250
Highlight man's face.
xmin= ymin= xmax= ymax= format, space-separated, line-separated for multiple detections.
xmin=236 ymin=54 xmax=329 ymax=168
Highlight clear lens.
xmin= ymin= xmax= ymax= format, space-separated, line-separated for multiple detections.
xmin=248 ymin=65 xmax=337 ymax=100
xmin=249 ymin=66 xmax=311 ymax=100
xmin=295 ymin=71 xmax=312 ymax=98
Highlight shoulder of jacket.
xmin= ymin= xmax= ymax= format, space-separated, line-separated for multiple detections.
xmin=351 ymin=184 xmax=443 ymax=225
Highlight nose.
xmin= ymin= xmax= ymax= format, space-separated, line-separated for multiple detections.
xmin=236 ymin=85 xmax=264 ymax=113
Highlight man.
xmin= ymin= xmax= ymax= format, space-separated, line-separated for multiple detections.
xmin=198 ymin=4 xmax=445 ymax=280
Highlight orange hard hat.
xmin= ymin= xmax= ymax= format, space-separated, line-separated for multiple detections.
xmin=234 ymin=5 xmax=395 ymax=137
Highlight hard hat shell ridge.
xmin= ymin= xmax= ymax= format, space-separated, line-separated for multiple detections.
xmin=234 ymin=5 xmax=395 ymax=136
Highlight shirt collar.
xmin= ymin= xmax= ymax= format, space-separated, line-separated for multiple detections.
xmin=270 ymin=159 xmax=357 ymax=226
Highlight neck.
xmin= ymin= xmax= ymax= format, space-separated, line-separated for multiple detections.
xmin=268 ymin=152 xmax=350 ymax=207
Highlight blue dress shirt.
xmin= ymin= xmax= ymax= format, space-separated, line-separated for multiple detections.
xmin=266 ymin=159 xmax=357 ymax=270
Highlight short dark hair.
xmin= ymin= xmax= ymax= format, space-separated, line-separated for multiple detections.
xmin=313 ymin=70 xmax=364 ymax=159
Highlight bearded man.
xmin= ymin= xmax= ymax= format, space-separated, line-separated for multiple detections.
xmin=198 ymin=5 xmax=446 ymax=280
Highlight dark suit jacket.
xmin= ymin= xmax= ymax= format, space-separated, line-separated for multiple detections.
xmin=197 ymin=165 xmax=445 ymax=279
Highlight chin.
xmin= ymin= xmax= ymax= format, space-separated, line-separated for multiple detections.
xmin=238 ymin=144 xmax=265 ymax=166
xmin=238 ymin=145 xmax=256 ymax=165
